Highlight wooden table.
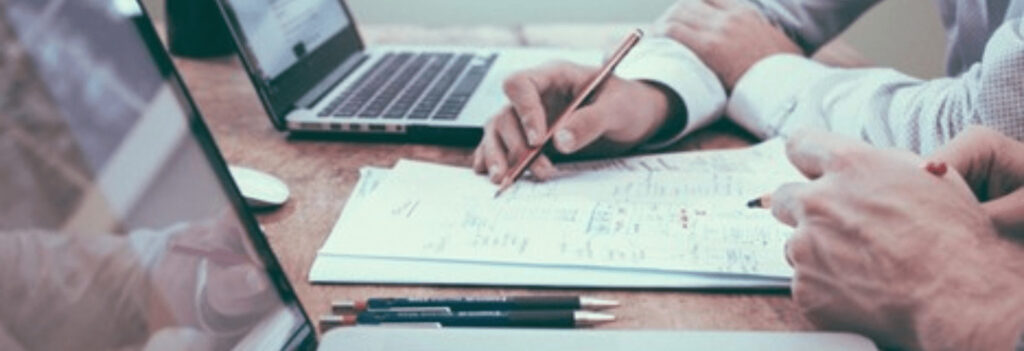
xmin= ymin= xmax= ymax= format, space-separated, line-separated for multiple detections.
xmin=171 ymin=24 xmax=868 ymax=334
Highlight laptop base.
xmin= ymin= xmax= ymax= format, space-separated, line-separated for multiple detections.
xmin=319 ymin=327 xmax=878 ymax=351
xmin=287 ymin=125 xmax=483 ymax=146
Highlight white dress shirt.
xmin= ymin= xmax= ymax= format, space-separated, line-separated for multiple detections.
xmin=618 ymin=0 xmax=1024 ymax=154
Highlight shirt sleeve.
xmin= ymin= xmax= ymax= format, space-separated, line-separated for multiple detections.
xmin=727 ymin=19 xmax=1024 ymax=155
xmin=615 ymin=37 xmax=727 ymax=149
xmin=749 ymin=0 xmax=882 ymax=54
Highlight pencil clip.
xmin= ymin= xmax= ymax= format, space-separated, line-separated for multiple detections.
xmin=371 ymin=322 xmax=444 ymax=329
xmin=366 ymin=307 xmax=453 ymax=314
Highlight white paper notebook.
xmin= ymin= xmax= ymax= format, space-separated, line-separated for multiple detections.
xmin=311 ymin=140 xmax=805 ymax=286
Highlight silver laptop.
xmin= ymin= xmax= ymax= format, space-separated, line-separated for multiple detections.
xmin=211 ymin=0 xmax=600 ymax=144
xmin=0 ymin=0 xmax=876 ymax=349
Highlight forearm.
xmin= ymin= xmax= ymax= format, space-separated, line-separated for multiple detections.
xmin=729 ymin=19 xmax=1024 ymax=154
xmin=727 ymin=55 xmax=949 ymax=153
xmin=616 ymin=37 xmax=726 ymax=149
xmin=747 ymin=0 xmax=881 ymax=54
xmin=729 ymin=39 xmax=1024 ymax=155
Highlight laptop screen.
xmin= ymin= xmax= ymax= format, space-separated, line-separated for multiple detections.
xmin=0 ymin=0 xmax=313 ymax=349
xmin=215 ymin=0 xmax=363 ymax=128
xmin=224 ymin=0 xmax=350 ymax=81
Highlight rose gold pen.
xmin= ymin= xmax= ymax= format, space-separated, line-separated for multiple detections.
xmin=493 ymin=29 xmax=645 ymax=198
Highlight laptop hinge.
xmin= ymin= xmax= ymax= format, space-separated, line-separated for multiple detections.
xmin=295 ymin=52 xmax=369 ymax=109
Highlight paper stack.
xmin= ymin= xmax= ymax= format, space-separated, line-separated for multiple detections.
xmin=310 ymin=139 xmax=804 ymax=289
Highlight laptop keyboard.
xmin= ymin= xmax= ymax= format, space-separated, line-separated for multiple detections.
xmin=317 ymin=52 xmax=496 ymax=121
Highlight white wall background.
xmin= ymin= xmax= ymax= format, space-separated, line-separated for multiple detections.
xmin=146 ymin=0 xmax=948 ymax=78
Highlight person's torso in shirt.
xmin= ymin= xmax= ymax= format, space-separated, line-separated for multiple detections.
xmin=935 ymin=0 xmax=1024 ymax=75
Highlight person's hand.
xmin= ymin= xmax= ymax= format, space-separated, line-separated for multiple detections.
xmin=770 ymin=130 xmax=1024 ymax=351
xmin=150 ymin=212 xmax=278 ymax=336
xmin=473 ymin=62 xmax=682 ymax=183
xmin=927 ymin=126 xmax=1024 ymax=235
xmin=656 ymin=0 xmax=801 ymax=91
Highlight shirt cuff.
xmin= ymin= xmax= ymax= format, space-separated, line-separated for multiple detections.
xmin=727 ymin=54 xmax=833 ymax=139
xmin=615 ymin=38 xmax=727 ymax=149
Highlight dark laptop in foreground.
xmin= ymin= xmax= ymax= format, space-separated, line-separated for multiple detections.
xmin=0 ymin=0 xmax=876 ymax=349
xmin=212 ymin=0 xmax=601 ymax=143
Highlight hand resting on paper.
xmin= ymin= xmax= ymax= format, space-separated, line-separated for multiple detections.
xmin=769 ymin=129 xmax=1024 ymax=351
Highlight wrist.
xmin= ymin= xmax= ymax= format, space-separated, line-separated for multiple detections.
xmin=918 ymin=282 xmax=1024 ymax=351
xmin=638 ymin=81 xmax=687 ymax=146
xmin=979 ymin=298 xmax=1024 ymax=351
xmin=962 ymin=246 xmax=1024 ymax=351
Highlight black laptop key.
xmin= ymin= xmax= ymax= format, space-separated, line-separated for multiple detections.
xmin=336 ymin=53 xmax=412 ymax=117
xmin=430 ymin=55 xmax=495 ymax=120
xmin=322 ymin=53 xmax=394 ymax=117
xmin=407 ymin=54 xmax=472 ymax=120
xmin=318 ymin=95 xmax=347 ymax=117
xmin=360 ymin=53 xmax=430 ymax=118
xmin=407 ymin=110 xmax=430 ymax=119
xmin=382 ymin=55 xmax=450 ymax=119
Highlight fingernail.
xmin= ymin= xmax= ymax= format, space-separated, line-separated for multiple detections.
xmin=526 ymin=129 xmax=540 ymax=146
xmin=555 ymin=130 xmax=575 ymax=152
xmin=489 ymin=165 xmax=501 ymax=177
xmin=924 ymin=161 xmax=947 ymax=176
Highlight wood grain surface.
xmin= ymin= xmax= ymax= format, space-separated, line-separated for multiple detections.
xmin=169 ymin=24 xmax=869 ymax=334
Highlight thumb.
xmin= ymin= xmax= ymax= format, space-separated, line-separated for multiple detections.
xmin=927 ymin=126 xmax=1024 ymax=200
xmin=982 ymin=188 xmax=1024 ymax=237
xmin=770 ymin=182 xmax=811 ymax=228
xmin=552 ymin=105 xmax=610 ymax=154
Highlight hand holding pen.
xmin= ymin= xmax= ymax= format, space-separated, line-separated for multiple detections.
xmin=472 ymin=29 xmax=681 ymax=191
xmin=493 ymin=29 xmax=644 ymax=197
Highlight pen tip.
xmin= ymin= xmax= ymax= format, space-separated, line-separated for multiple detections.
xmin=319 ymin=314 xmax=357 ymax=329
xmin=746 ymin=194 xmax=771 ymax=209
xmin=574 ymin=311 xmax=616 ymax=326
xmin=331 ymin=300 xmax=366 ymax=312
xmin=580 ymin=297 xmax=620 ymax=310
xmin=494 ymin=180 xmax=512 ymax=199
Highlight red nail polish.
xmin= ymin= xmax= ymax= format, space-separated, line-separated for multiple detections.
xmin=925 ymin=162 xmax=947 ymax=176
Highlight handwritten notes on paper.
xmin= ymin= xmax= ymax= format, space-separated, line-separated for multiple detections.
xmin=319 ymin=140 xmax=804 ymax=278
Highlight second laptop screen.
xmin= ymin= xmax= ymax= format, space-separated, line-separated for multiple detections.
xmin=224 ymin=0 xmax=350 ymax=80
